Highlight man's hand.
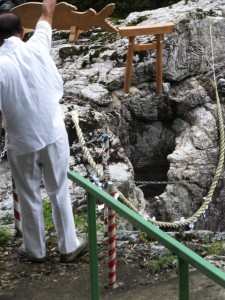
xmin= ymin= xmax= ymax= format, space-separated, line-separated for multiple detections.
xmin=39 ymin=0 xmax=57 ymax=26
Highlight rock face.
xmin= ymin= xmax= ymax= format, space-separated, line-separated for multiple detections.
xmin=2 ymin=0 xmax=225 ymax=230
xmin=54 ymin=0 xmax=225 ymax=231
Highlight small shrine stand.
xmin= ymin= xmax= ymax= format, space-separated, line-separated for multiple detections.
xmin=11 ymin=2 xmax=175 ymax=94
xmin=118 ymin=23 xmax=174 ymax=94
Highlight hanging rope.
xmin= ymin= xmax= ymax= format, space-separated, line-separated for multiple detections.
xmin=0 ymin=147 xmax=7 ymax=161
xmin=69 ymin=111 xmax=104 ymax=180
xmin=146 ymin=21 xmax=225 ymax=228
xmin=69 ymin=76 xmax=224 ymax=228
xmin=69 ymin=22 xmax=225 ymax=229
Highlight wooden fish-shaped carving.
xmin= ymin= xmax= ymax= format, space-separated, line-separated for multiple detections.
xmin=10 ymin=2 xmax=117 ymax=42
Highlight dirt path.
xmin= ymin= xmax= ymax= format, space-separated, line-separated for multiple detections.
xmin=0 ymin=236 xmax=156 ymax=299
xmin=1 ymin=235 xmax=225 ymax=300
xmin=0 ymin=152 xmax=225 ymax=300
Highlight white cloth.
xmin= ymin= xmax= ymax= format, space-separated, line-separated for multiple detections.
xmin=0 ymin=21 xmax=65 ymax=155
xmin=7 ymin=130 xmax=79 ymax=257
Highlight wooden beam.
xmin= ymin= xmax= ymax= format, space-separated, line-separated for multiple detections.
xmin=133 ymin=41 xmax=157 ymax=52
xmin=68 ymin=26 xmax=84 ymax=43
xmin=118 ymin=22 xmax=174 ymax=37
xmin=156 ymin=34 xmax=163 ymax=94
xmin=124 ymin=36 xmax=135 ymax=93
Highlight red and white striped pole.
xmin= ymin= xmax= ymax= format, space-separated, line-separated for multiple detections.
xmin=103 ymin=205 xmax=108 ymax=239
xmin=102 ymin=127 xmax=110 ymax=180
xmin=107 ymin=181 xmax=119 ymax=289
xmin=12 ymin=177 xmax=22 ymax=237
xmin=102 ymin=128 xmax=110 ymax=238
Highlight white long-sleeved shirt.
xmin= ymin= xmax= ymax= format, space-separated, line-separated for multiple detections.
xmin=0 ymin=20 xmax=65 ymax=155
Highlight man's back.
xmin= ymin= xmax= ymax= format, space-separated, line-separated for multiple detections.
xmin=0 ymin=20 xmax=65 ymax=155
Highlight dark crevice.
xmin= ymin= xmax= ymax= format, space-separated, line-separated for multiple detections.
xmin=134 ymin=164 xmax=169 ymax=198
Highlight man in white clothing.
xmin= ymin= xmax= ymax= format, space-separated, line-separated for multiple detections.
xmin=0 ymin=0 xmax=86 ymax=263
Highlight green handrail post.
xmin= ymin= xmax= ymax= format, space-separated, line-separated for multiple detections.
xmin=178 ymin=257 xmax=189 ymax=300
xmin=87 ymin=192 xmax=100 ymax=300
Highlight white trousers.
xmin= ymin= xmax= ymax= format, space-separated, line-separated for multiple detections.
xmin=7 ymin=132 xmax=79 ymax=258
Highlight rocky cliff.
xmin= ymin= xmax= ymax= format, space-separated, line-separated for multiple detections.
xmin=3 ymin=0 xmax=225 ymax=231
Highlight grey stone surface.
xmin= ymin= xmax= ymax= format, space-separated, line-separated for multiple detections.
xmin=2 ymin=0 xmax=225 ymax=231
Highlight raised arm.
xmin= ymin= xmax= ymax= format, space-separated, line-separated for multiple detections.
xmin=39 ymin=0 xmax=57 ymax=26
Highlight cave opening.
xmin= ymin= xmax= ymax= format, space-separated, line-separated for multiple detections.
xmin=134 ymin=163 xmax=169 ymax=199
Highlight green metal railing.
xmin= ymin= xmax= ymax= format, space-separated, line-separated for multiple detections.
xmin=68 ymin=170 xmax=225 ymax=300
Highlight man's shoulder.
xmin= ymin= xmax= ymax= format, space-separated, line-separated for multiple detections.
xmin=0 ymin=37 xmax=23 ymax=57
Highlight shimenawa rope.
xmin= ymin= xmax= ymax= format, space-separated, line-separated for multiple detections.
xmin=69 ymin=22 xmax=225 ymax=228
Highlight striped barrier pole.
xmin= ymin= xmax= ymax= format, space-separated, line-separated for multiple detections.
xmin=12 ymin=178 xmax=22 ymax=237
xmin=103 ymin=204 xmax=108 ymax=238
xmin=102 ymin=128 xmax=110 ymax=180
xmin=107 ymin=181 xmax=119 ymax=289
xmin=102 ymin=128 xmax=110 ymax=238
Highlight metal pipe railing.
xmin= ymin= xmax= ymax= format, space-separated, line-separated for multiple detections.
xmin=68 ymin=170 xmax=225 ymax=300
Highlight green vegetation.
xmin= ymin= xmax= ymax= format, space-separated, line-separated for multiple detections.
xmin=148 ymin=252 xmax=176 ymax=274
xmin=43 ymin=198 xmax=104 ymax=233
xmin=74 ymin=213 xmax=88 ymax=231
xmin=127 ymin=16 xmax=149 ymax=26
xmin=43 ymin=200 xmax=54 ymax=231
xmin=0 ymin=227 xmax=12 ymax=245
xmin=74 ymin=211 xmax=104 ymax=232
xmin=138 ymin=231 xmax=148 ymax=243
xmin=205 ymin=242 xmax=224 ymax=256
xmin=62 ymin=0 xmax=183 ymax=18
xmin=202 ymin=234 xmax=213 ymax=244
xmin=146 ymin=240 xmax=225 ymax=275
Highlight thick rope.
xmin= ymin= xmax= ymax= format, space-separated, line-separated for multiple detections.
xmin=69 ymin=111 xmax=143 ymax=212
xmin=69 ymin=23 xmax=225 ymax=228
xmin=69 ymin=111 xmax=104 ymax=180
xmin=150 ymin=85 xmax=224 ymax=228
xmin=147 ymin=22 xmax=225 ymax=228
xmin=70 ymin=79 xmax=224 ymax=228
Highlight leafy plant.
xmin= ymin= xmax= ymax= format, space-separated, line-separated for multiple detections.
xmin=138 ymin=231 xmax=148 ymax=243
xmin=0 ymin=227 xmax=12 ymax=245
xmin=74 ymin=213 xmax=104 ymax=232
xmin=65 ymin=0 xmax=182 ymax=18
xmin=43 ymin=199 xmax=54 ymax=231
xmin=205 ymin=242 xmax=224 ymax=256
xmin=43 ymin=199 xmax=104 ymax=234
xmin=127 ymin=16 xmax=148 ymax=26
xmin=148 ymin=252 xmax=176 ymax=274
xmin=74 ymin=213 xmax=88 ymax=231
xmin=202 ymin=235 xmax=212 ymax=244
